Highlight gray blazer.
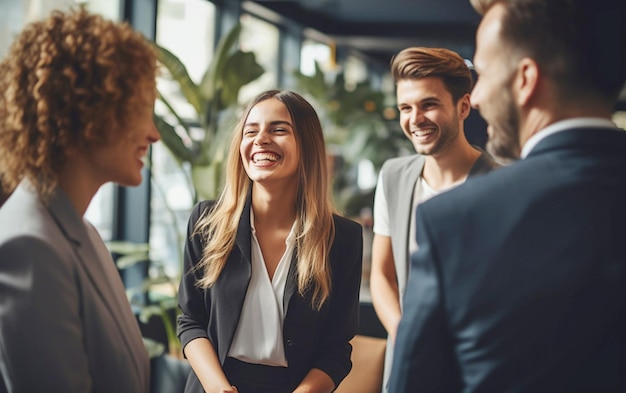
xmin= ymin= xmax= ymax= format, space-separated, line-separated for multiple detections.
xmin=0 ymin=183 xmax=149 ymax=393
xmin=380 ymin=149 xmax=498 ymax=302
xmin=379 ymin=149 xmax=498 ymax=392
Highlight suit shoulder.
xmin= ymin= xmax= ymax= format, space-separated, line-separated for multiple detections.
xmin=421 ymin=162 xmax=524 ymax=217
xmin=332 ymin=214 xmax=363 ymax=236
xmin=190 ymin=200 xmax=215 ymax=223
xmin=381 ymin=154 xmax=422 ymax=173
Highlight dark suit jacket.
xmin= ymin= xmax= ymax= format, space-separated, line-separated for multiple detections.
xmin=177 ymin=198 xmax=363 ymax=392
xmin=389 ymin=127 xmax=626 ymax=393
xmin=0 ymin=183 xmax=149 ymax=393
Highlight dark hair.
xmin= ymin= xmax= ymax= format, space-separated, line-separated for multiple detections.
xmin=390 ymin=47 xmax=473 ymax=103
xmin=495 ymin=0 xmax=626 ymax=104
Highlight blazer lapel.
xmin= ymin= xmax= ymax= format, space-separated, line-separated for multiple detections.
xmin=396 ymin=155 xmax=424 ymax=295
xmin=46 ymin=188 xmax=145 ymax=375
xmin=214 ymin=193 xmax=254 ymax=361
xmin=283 ymin=251 xmax=298 ymax=311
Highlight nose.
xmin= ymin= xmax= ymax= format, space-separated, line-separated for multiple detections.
xmin=410 ymin=109 xmax=425 ymax=125
xmin=254 ymin=129 xmax=271 ymax=145
xmin=148 ymin=120 xmax=161 ymax=144
xmin=470 ymin=84 xmax=481 ymax=110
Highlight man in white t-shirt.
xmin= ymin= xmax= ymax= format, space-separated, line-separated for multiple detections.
xmin=370 ymin=47 xmax=498 ymax=392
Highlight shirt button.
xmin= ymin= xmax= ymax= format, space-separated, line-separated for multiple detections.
xmin=286 ymin=339 xmax=294 ymax=346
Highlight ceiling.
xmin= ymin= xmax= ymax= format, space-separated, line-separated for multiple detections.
xmin=244 ymin=0 xmax=482 ymax=68
xmin=243 ymin=0 xmax=626 ymax=107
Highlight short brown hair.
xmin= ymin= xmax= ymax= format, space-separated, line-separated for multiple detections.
xmin=0 ymin=8 xmax=157 ymax=199
xmin=483 ymin=0 xmax=626 ymax=105
xmin=390 ymin=47 xmax=473 ymax=103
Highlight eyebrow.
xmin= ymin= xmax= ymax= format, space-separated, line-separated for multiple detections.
xmin=244 ymin=120 xmax=293 ymax=128
xmin=397 ymin=96 xmax=442 ymax=107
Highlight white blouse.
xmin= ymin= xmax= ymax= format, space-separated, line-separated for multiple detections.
xmin=226 ymin=209 xmax=296 ymax=366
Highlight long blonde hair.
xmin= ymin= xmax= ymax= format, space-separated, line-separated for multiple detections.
xmin=194 ymin=90 xmax=335 ymax=310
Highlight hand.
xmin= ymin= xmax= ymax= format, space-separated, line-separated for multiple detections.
xmin=219 ymin=386 xmax=238 ymax=393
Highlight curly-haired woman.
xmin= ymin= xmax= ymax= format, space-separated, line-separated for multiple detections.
xmin=177 ymin=90 xmax=363 ymax=393
xmin=0 ymin=8 xmax=159 ymax=392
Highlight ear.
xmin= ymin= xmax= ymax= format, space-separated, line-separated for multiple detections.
xmin=457 ymin=93 xmax=472 ymax=120
xmin=514 ymin=57 xmax=539 ymax=107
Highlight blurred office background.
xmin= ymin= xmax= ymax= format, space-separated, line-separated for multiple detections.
xmin=2 ymin=2 xmax=625 ymax=390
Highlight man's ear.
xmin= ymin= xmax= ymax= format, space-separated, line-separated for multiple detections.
xmin=457 ymin=93 xmax=472 ymax=120
xmin=515 ymin=57 xmax=539 ymax=107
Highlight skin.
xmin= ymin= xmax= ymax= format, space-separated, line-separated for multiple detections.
xmin=371 ymin=76 xmax=481 ymax=343
xmin=188 ymin=98 xmax=335 ymax=393
xmin=470 ymin=4 xmax=522 ymax=161
xmin=470 ymin=3 xmax=612 ymax=160
xmin=58 ymin=84 xmax=159 ymax=215
xmin=397 ymin=77 xmax=463 ymax=159
xmin=240 ymin=98 xmax=300 ymax=192
xmin=241 ymin=98 xmax=300 ymax=280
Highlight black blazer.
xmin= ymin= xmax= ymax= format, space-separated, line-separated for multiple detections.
xmin=178 ymin=198 xmax=363 ymax=392
xmin=389 ymin=127 xmax=626 ymax=393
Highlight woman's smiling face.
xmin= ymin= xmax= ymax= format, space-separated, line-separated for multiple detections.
xmin=240 ymin=98 xmax=300 ymax=187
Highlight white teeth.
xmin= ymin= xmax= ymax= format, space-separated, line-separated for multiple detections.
xmin=412 ymin=129 xmax=436 ymax=137
xmin=253 ymin=153 xmax=279 ymax=163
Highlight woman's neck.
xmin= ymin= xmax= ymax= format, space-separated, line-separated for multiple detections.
xmin=57 ymin=157 xmax=102 ymax=216
xmin=251 ymin=184 xmax=297 ymax=229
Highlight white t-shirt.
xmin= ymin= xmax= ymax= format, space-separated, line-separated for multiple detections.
xmin=227 ymin=209 xmax=296 ymax=367
xmin=373 ymin=170 xmax=465 ymax=257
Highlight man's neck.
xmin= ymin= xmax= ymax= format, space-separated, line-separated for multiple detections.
xmin=518 ymin=93 xmax=614 ymax=149
xmin=422 ymin=142 xmax=482 ymax=191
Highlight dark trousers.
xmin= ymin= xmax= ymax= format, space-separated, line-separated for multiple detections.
xmin=223 ymin=357 xmax=293 ymax=393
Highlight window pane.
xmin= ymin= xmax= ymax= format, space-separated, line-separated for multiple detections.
xmin=300 ymin=39 xmax=332 ymax=76
xmin=239 ymin=13 xmax=279 ymax=103
xmin=151 ymin=0 xmax=216 ymax=278
xmin=85 ymin=183 xmax=115 ymax=241
xmin=1 ymin=0 xmax=121 ymax=58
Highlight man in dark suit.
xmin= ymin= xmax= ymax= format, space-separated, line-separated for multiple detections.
xmin=388 ymin=0 xmax=626 ymax=392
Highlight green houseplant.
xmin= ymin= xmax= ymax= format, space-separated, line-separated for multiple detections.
xmin=110 ymin=23 xmax=265 ymax=359
xmin=294 ymin=62 xmax=410 ymax=216
xmin=154 ymin=22 xmax=264 ymax=204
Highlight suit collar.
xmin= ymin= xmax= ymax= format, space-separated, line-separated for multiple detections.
xmin=44 ymin=184 xmax=146 ymax=374
xmin=23 ymin=183 xmax=87 ymax=247
xmin=526 ymin=126 xmax=626 ymax=158
xmin=522 ymin=118 xmax=617 ymax=158
xmin=235 ymin=187 xmax=253 ymax=264
xmin=13 ymin=182 xmax=147 ymax=376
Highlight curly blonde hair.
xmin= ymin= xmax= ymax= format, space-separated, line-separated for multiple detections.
xmin=0 ymin=8 xmax=157 ymax=200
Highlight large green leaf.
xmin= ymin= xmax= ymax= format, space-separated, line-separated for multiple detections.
xmin=220 ymin=51 xmax=265 ymax=107
xmin=156 ymin=44 xmax=203 ymax=115
xmin=294 ymin=61 xmax=327 ymax=101
xmin=199 ymin=23 xmax=242 ymax=105
xmin=154 ymin=114 xmax=195 ymax=163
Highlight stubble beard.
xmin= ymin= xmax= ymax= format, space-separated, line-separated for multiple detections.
xmin=412 ymin=115 xmax=460 ymax=157
xmin=485 ymin=92 xmax=522 ymax=163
